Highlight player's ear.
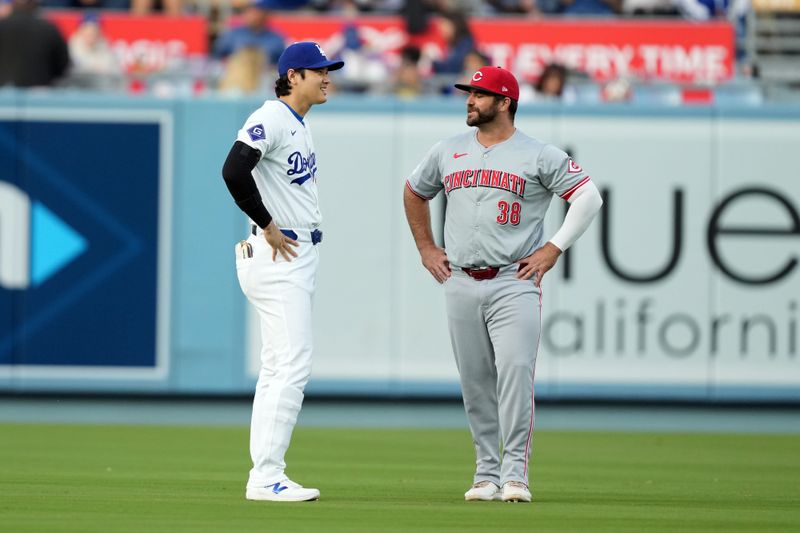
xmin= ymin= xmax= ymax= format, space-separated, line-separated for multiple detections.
xmin=496 ymin=96 xmax=510 ymax=112
xmin=286 ymin=68 xmax=307 ymax=87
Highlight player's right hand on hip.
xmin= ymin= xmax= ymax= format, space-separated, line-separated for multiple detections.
xmin=420 ymin=245 xmax=451 ymax=284
xmin=263 ymin=222 xmax=299 ymax=262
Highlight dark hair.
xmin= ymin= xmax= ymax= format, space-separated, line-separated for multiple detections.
xmin=493 ymin=95 xmax=518 ymax=122
xmin=274 ymin=69 xmax=306 ymax=97
xmin=465 ymin=48 xmax=490 ymax=66
xmin=401 ymin=45 xmax=422 ymax=64
xmin=535 ymin=64 xmax=567 ymax=95
xmin=443 ymin=10 xmax=473 ymax=45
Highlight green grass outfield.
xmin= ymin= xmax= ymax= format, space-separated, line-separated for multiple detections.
xmin=1 ymin=424 xmax=798 ymax=532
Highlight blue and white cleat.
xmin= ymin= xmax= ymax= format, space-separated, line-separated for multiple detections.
xmin=246 ymin=479 xmax=320 ymax=502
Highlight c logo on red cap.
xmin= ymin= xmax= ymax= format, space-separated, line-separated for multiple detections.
xmin=472 ymin=71 xmax=484 ymax=82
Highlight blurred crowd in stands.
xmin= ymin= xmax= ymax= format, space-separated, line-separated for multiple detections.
xmin=0 ymin=0 xmax=791 ymax=104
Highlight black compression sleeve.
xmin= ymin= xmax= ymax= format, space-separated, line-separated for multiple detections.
xmin=221 ymin=141 xmax=272 ymax=228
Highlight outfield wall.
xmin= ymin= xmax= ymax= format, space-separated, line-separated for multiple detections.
xmin=0 ymin=92 xmax=798 ymax=401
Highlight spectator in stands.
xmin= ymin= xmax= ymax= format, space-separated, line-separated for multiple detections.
xmin=0 ymin=0 xmax=12 ymax=18
xmin=484 ymin=0 xmax=541 ymax=15
xmin=217 ymin=44 xmax=266 ymax=93
xmin=330 ymin=0 xmax=390 ymax=92
xmin=675 ymin=1 xmax=749 ymax=36
xmin=455 ymin=47 xmax=488 ymax=85
xmin=256 ymin=0 xmax=309 ymax=9
xmin=439 ymin=47 xmax=487 ymax=97
xmin=131 ymin=0 xmax=183 ymax=15
xmin=536 ymin=63 xmax=567 ymax=98
xmin=438 ymin=0 xmax=485 ymax=14
xmin=313 ymin=0 xmax=397 ymax=12
xmin=40 ymin=1 xmax=130 ymax=10
xmin=560 ymin=0 xmax=620 ymax=16
xmin=622 ymin=0 xmax=678 ymax=16
xmin=213 ymin=0 xmax=285 ymax=66
xmin=431 ymin=9 xmax=475 ymax=75
xmin=675 ymin=0 xmax=747 ymax=20
xmin=0 ymin=0 xmax=70 ymax=87
xmin=601 ymin=77 xmax=632 ymax=102
xmin=464 ymin=48 xmax=489 ymax=72
xmin=69 ymin=12 xmax=120 ymax=75
xmin=392 ymin=44 xmax=423 ymax=98
xmin=675 ymin=0 xmax=750 ymax=58
xmin=400 ymin=0 xmax=434 ymax=39
xmin=518 ymin=63 xmax=578 ymax=103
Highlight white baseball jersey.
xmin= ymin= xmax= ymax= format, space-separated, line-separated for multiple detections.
xmin=406 ymin=129 xmax=591 ymax=267
xmin=236 ymin=100 xmax=321 ymax=230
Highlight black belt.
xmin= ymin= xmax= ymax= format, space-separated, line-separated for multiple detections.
xmin=461 ymin=266 xmax=500 ymax=280
xmin=251 ymin=225 xmax=323 ymax=245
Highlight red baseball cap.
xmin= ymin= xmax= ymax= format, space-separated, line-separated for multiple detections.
xmin=455 ymin=66 xmax=520 ymax=101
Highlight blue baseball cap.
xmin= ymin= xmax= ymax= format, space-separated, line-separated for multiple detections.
xmin=278 ymin=42 xmax=345 ymax=76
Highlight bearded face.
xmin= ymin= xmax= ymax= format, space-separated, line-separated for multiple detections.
xmin=466 ymin=93 xmax=501 ymax=127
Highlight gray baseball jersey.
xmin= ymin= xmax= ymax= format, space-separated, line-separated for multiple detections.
xmin=406 ymin=127 xmax=595 ymax=490
xmin=406 ymin=129 xmax=591 ymax=266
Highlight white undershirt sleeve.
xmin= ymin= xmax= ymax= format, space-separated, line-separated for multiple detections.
xmin=548 ymin=180 xmax=603 ymax=252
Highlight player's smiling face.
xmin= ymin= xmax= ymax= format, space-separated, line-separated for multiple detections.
xmin=465 ymin=90 xmax=501 ymax=127
xmin=295 ymin=68 xmax=331 ymax=105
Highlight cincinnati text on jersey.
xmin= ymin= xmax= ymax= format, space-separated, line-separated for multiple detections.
xmin=443 ymin=169 xmax=525 ymax=198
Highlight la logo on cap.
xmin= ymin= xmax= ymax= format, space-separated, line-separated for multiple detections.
xmin=315 ymin=43 xmax=327 ymax=58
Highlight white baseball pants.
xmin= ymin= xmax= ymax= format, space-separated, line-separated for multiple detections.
xmin=236 ymin=231 xmax=319 ymax=487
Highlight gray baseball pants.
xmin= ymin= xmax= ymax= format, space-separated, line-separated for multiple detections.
xmin=444 ymin=264 xmax=541 ymax=487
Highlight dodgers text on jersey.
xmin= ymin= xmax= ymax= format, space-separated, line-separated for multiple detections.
xmin=287 ymin=151 xmax=316 ymax=186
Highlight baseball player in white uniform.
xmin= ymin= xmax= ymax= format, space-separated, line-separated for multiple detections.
xmin=221 ymin=42 xmax=343 ymax=502
xmin=404 ymin=67 xmax=603 ymax=503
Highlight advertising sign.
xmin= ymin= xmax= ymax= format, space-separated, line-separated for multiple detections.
xmin=47 ymin=12 xmax=208 ymax=72
xmin=527 ymin=116 xmax=800 ymax=396
xmin=0 ymin=109 xmax=172 ymax=378
xmin=268 ymin=15 xmax=735 ymax=83
xmin=45 ymin=12 xmax=733 ymax=82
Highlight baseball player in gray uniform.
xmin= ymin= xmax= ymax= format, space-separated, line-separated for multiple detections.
xmin=404 ymin=66 xmax=603 ymax=503
xmin=221 ymin=42 xmax=343 ymax=502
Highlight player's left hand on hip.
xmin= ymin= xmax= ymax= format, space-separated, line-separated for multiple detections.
xmin=516 ymin=241 xmax=562 ymax=286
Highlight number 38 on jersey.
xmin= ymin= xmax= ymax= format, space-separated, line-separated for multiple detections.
xmin=496 ymin=200 xmax=521 ymax=225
